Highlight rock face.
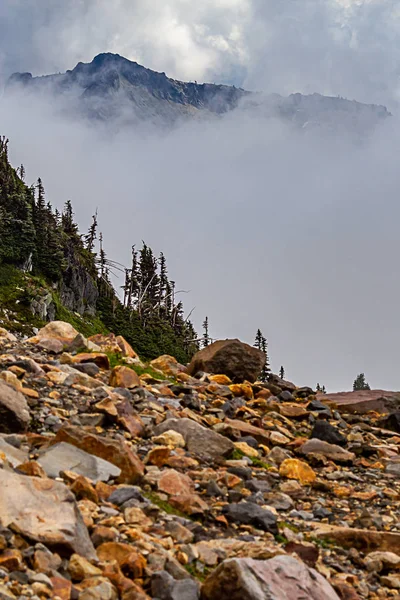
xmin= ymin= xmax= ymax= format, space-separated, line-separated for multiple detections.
xmin=321 ymin=390 xmax=400 ymax=414
xmin=187 ymin=339 xmax=265 ymax=383
xmin=201 ymin=555 xmax=341 ymax=600
xmin=0 ymin=380 xmax=31 ymax=432
xmin=222 ymin=503 xmax=278 ymax=534
xmin=153 ymin=418 xmax=234 ymax=460
xmin=0 ymin=469 xmax=96 ymax=559
xmin=38 ymin=442 xmax=121 ymax=482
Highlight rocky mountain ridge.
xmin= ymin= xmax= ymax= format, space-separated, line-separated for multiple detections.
xmin=7 ymin=53 xmax=390 ymax=131
xmin=0 ymin=324 xmax=399 ymax=599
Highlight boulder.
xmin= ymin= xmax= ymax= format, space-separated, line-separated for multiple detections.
xmin=0 ymin=380 xmax=31 ymax=433
xmin=222 ymin=502 xmax=278 ymax=534
xmin=150 ymin=355 xmax=182 ymax=377
xmin=153 ymin=418 xmax=234 ymax=460
xmin=0 ymin=469 xmax=96 ymax=559
xmin=109 ymin=365 xmax=140 ymax=388
xmin=187 ymin=339 xmax=265 ymax=383
xmin=54 ymin=424 xmax=144 ymax=483
xmin=379 ymin=412 xmax=400 ymax=434
xmin=279 ymin=459 xmax=316 ymax=485
xmin=29 ymin=321 xmax=79 ymax=344
xmin=38 ymin=442 xmax=121 ymax=482
xmin=321 ymin=390 xmax=400 ymax=414
xmin=310 ymin=420 xmax=346 ymax=446
xmin=312 ymin=524 xmax=400 ymax=553
xmin=201 ymin=555 xmax=340 ymax=600
xmin=299 ymin=439 xmax=355 ymax=463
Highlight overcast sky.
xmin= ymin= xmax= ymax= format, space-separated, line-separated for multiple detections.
xmin=1 ymin=0 xmax=400 ymax=391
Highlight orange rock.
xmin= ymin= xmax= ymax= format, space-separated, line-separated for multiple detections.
xmin=116 ymin=335 xmax=139 ymax=359
xmin=22 ymin=388 xmax=40 ymax=399
xmin=256 ymin=388 xmax=272 ymax=400
xmin=0 ymin=549 xmax=23 ymax=570
xmin=109 ymin=366 xmax=141 ymax=389
xmin=50 ymin=576 xmax=72 ymax=600
xmin=97 ymin=542 xmax=146 ymax=579
xmin=95 ymin=481 xmax=115 ymax=501
xmin=73 ymin=353 xmax=110 ymax=369
xmin=279 ymin=404 xmax=308 ymax=419
xmin=169 ymin=493 xmax=209 ymax=515
xmin=209 ymin=374 xmax=232 ymax=385
xmin=158 ymin=469 xmax=194 ymax=496
xmin=70 ymin=476 xmax=99 ymax=503
xmin=54 ymin=424 xmax=144 ymax=483
xmin=146 ymin=446 xmax=171 ymax=467
xmin=229 ymin=383 xmax=254 ymax=399
xmin=279 ymin=459 xmax=316 ymax=485
xmin=150 ymin=355 xmax=180 ymax=376
xmin=16 ymin=461 xmax=47 ymax=478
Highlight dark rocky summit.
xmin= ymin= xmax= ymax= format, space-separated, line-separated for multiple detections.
xmin=7 ymin=53 xmax=390 ymax=132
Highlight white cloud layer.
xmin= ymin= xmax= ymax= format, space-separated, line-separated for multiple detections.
xmin=1 ymin=0 xmax=400 ymax=106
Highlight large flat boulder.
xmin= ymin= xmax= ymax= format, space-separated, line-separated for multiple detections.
xmin=311 ymin=524 xmax=400 ymax=553
xmin=320 ymin=390 xmax=400 ymax=414
xmin=0 ymin=380 xmax=31 ymax=433
xmin=187 ymin=339 xmax=265 ymax=383
xmin=153 ymin=418 xmax=234 ymax=460
xmin=54 ymin=424 xmax=144 ymax=483
xmin=0 ymin=469 xmax=96 ymax=559
xmin=201 ymin=555 xmax=340 ymax=600
xmin=38 ymin=442 xmax=121 ymax=482
xmin=0 ymin=435 xmax=28 ymax=467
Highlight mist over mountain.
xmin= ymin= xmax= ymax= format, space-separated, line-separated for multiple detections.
xmin=7 ymin=53 xmax=390 ymax=133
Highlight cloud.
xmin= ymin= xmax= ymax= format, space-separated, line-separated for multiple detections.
xmin=2 ymin=87 xmax=400 ymax=392
xmin=2 ymin=0 xmax=400 ymax=107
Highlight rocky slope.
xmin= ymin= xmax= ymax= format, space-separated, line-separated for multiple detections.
xmin=7 ymin=53 xmax=390 ymax=131
xmin=0 ymin=324 xmax=399 ymax=599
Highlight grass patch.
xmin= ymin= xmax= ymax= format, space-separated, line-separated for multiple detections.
xmin=311 ymin=536 xmax=336 ymax=549
xmin=184 ymin=563 xmax=212 ymax=582
xmin=105 ymin=351 xmax=175 ymax=381
xmin=0 ymin=264 xmax=46 ymax=333
xmin=278 ymin=521 xmax=300 ymax=533
xmin=231 ymin=448 xmax=273 ymax=469
xmin=275 ymin=533 xmax=289 ymax=544
xmin=143 ymin=491 xmax=189 ymax=519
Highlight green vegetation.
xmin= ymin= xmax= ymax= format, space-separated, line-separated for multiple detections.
xmin=104 ymin=351 xmax=174 ymax=381
xmin=353 ymin=373 xmax=370 ymax=391
xmin=184 ymin=563 xmax=212 ymax=582
xmin=143 ymin=491 xmax=189 ymax=519
xmin=0 ymin=136 xmax=199 ymax=362
xmin=231 ymin=448 xmax=273 ymax=469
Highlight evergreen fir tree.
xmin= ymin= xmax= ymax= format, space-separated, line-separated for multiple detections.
xmin=353 ymin=373 xmax=370 ymax=391
xmin=202 ymin=316 xmax=210 ymax=347
xmin=279 ymin=365 xmax=285 ymax=380
xmin=84 ymin=210 xmax=98 ymax=252
xmin=254 ymin=329 xmax=270 ymax=382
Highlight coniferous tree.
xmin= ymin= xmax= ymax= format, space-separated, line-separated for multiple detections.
xmin=254 ymin=329 xmax=270 ymax=382
xmin=316 ymin=383 xmax=321 ymax=392
xmin=202 ymin=316 xmax=210 ymax=347
xmin=353 ymin=373 xmax=370 ymax=391
xmin=279 ymin=365 xmax=285 ymax=380
xmin=84 ymin=210 xmax=98 ymax=252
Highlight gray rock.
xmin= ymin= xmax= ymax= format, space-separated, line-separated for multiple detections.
xmin=222 ymin=502 xmax=278 ymax=534
xmin=264 ymin=492 xmax=294 ymax=511
xmin=0 ymin=469 xmax=96 ymax=560
xmin=201 ymin=555 xmax=341 ymax=600
xmin=108 ymin=486 xmax=145 ymax=506
xmin=38 ymin=442 xmax=121 ymax=482
xmin=153 ymin=418 xmax=234 ymax=460
xmin=299 ymin=438 xmax=355 ymax=463
xmin=0 ymin=436 xmax=28 ymax=467
xmin=386 ymin=462 xmax=400 ymax=477
xmin=151 ymin=570 xmax=200 ymax=600
xmin=0 ymin=380 xmax=31 ymax=433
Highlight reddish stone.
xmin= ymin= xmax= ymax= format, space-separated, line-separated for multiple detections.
xmin=54 ymin=424 xmax=144 ymax=483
